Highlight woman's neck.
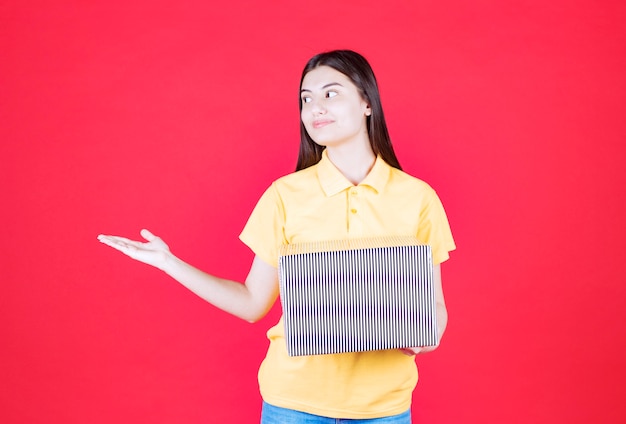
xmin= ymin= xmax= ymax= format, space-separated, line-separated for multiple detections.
xmin=326 ymin=142 xmax=376 ymax=185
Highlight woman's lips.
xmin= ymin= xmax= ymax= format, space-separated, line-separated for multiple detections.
xmin=313 ymin=119 xmax=333 ymax=129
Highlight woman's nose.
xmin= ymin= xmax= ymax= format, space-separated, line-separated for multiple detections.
xmin=311 ymin=98 xmax=326 ymax=115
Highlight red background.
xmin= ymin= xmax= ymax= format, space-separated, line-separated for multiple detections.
xmin=2 ymin=1 xmax=625 ymax=422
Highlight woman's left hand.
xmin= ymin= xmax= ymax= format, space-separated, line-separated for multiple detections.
xmin=399 ymin=345 xmax=438 ymax=356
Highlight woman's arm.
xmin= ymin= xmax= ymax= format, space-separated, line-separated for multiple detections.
xmin=97 ymin=229 xmax=279 ymax=323
xmin=399 ymin=264 xmax=448 ymax=356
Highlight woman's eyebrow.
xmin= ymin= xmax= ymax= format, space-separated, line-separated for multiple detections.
xmin=300 ymin=82 xmax=344 ymax=93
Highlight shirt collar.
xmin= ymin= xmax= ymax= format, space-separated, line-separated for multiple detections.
xmin=317 ymin=149 xmax=391 ymax=197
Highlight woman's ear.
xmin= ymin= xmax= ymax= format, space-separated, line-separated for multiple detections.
xmin=365 ymin=104 xmax=372 ymax=116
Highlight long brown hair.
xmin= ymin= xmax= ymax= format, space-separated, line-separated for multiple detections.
xmin=296 ymin=50 xmax=401 ymax=171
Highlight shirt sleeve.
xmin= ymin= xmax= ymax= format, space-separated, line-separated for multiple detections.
xmin=417 ymin=188 xmax=456 ymax=265
xmin=239 ymin=182 xmax=287 ymax=268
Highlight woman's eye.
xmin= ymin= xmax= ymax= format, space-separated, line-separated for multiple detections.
xmin=301 ymin=96 xmax=312 ymax=104
xmin=326 ymin=91 xmax=337 ymax=98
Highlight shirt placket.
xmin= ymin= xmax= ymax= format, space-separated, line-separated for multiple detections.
xmin=347 ymin=186 xmax=362 ymax=236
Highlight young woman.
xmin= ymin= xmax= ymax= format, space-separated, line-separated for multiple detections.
xmin=98 ymin=50 xmax=455 ymax=423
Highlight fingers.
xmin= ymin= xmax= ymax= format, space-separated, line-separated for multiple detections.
xmin=97 ymin=231 xmax=170 ymax=269
xmin=97 ymin=230 xmax=168 ymax=256
xmin=399 ymin=346 xmax=429 ymax=356
xmin=98 ymin=234 xmax=139 ymax=246
xmin=140 ymin=228 xmax=158 ymax=241
xmin=97 ymin=234 xmax=141 ymax=253
xmin=97 ymin=229 xmax=157 ymax=246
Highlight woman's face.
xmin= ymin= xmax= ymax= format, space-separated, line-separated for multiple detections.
xmin=300 ymin=66 xmax=371 ymax=149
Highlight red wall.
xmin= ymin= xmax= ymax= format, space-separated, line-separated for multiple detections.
xmin=2 ymin=1 xmax=625 ymax=422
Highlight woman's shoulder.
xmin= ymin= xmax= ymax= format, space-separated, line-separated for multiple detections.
xmin=388 ymin=166 xmax=436 ymax=193
xmin=271 ymin=164 xmax=319 ymax=189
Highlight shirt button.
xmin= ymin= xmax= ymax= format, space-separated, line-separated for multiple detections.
xmin=350 ymin=190 xmax=358 ymax=195
xmin=350 ymin=208 xmax=357 ymax=214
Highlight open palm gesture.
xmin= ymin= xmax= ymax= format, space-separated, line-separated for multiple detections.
xmin=98 ymin=229 xmax=171 ymax=270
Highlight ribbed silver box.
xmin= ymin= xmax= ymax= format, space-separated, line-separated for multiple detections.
xmin=278 ymin=237 xmax=438 ymax=357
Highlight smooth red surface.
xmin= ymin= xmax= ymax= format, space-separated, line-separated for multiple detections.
xmin=2 ymin=1 xmax=625 ymax=423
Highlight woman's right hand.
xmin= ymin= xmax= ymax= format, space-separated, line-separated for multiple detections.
xmin=97 ymin=229 xmax=172 ymax=270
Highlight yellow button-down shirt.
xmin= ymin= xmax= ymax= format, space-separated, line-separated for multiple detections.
xmin=240 ymin=150 xmax=455 ymax=418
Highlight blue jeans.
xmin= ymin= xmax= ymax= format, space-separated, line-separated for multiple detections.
xmin=260 ymin=402 xmax=412 ymax=424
